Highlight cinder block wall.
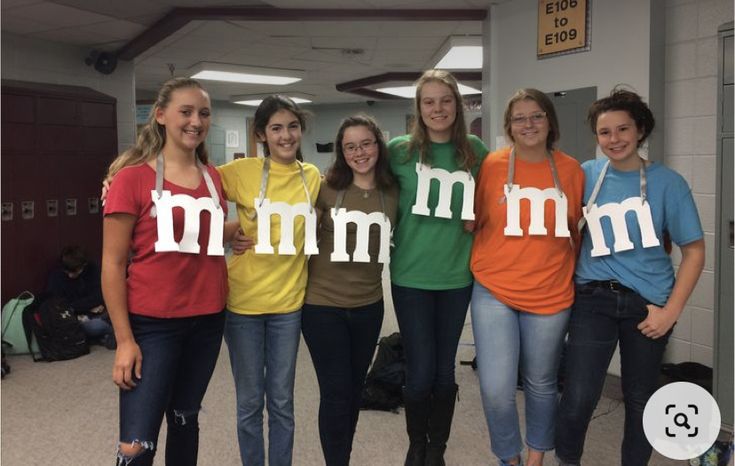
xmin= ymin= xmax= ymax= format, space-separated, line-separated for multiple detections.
xmin=663 ymin=0 xmax=733 ymax=366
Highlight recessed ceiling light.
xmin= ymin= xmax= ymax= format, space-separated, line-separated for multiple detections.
xmin=231 ymin=93 xmax=314 ymax=106
xmin=376 ymin=84 xmax=481 ymax=98
xmin=432 ymin=36 xmax=483 ymax=70
xmin=189 ymin=62 xmax=303 ymax=85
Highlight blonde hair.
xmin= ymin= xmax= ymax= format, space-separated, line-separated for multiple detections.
xmin=107 ymin=77 xmax=209 ymax=178
xmin=403 ymin=69 xmax=476 ymax=170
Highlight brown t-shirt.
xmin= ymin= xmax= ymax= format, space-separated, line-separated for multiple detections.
xmin=305 ymin=180 xmax=398 ymax=308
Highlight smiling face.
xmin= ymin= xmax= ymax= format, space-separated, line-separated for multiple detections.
xmin=508 ymin=99 xmax=549 ymax=153
xmin=419 ymin=80 xmax=457 ymax=142
xmin=155 ymin=87 xmax=211 ymax=153
xmin=595 ymin=110 xmax=644 ymax=171
xmin=258 ymin=109 xmax=302 ymax=164
xmin=342 ymin=125 xmax=379 ymax=178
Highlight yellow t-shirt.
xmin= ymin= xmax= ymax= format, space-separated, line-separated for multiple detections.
xmin=217 ymin=157 xmax=321 ymax=315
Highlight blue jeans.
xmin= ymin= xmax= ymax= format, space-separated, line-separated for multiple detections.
xmin=391 ymin=283 xmax=472 ymax=399
xmin=225 ymin=310 xmax=302 ymax=466
xmin=555 ymin=283 xmax=671 ymax=466
xmin=301 ymin=300 xmax=384 ymax=466
xmin=81 ymin=315 xmax=113 ymax=339
xmin=118 ymin=311 xmax=224 ymax=466
xmin=470 ymin=282 xmax=569 ymax=462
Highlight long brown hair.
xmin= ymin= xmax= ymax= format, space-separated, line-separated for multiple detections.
xmin=402 ymin=69 xmax=476 ymax=170
xmin=325 ymin=114 xmax=394 ymax=191
xmin=107 ymin=77 xmax=210 ymax=178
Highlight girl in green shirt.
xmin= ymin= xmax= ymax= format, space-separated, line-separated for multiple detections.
xmin=388 ymin=69 xmax=488 ymax=466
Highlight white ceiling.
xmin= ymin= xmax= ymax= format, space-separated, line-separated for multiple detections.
xmin=2 ymin=0 xmax=495 ymax=104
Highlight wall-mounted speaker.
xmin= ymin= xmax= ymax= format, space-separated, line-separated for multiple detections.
xmin=84 ymin=50 xmax=118 ymax=75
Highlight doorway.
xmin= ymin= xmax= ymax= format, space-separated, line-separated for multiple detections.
xmin=547 ymin=86 xmax=597 ymax=164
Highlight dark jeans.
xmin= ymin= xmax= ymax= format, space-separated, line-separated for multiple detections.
xmin=555 ymin=283 xmax=671 ymax=466
xmin=391 ymin=283 xmax=472 ymax=399
xmin=118 ymin=312 xmax=225 ymax=466
xmin=301 ymin=300 xmax=384 ymax=466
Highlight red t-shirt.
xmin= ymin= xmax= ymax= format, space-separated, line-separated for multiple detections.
xmin=104 ymin=163 xmax=228 ymax=318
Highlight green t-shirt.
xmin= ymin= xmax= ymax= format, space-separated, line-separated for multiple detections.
xmin=388 ymin=134 xmax=488 ymax=289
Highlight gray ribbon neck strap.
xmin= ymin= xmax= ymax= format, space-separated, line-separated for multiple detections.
xmin=150 ymin=152 xmax=220 ymax=218
xmin=578 ymin=157 xmax=648 ymax=232
xmin=506 ymin=146 xmax=563 ymax=197
xmin=248 ymin=157 xmax=313 ymax=220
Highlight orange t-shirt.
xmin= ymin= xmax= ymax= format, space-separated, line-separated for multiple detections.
xmin=470 ymin=147 xmax=584 ymax=314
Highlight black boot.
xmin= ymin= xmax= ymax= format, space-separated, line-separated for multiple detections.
xmin=403 ymin=390 xmax=431 ymax=466
xmin=425 ymin=384 xmax=458 ymax=466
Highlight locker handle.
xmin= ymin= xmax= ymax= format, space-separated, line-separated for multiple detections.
xmin=730 ymin=221 xmax=734 ymax=249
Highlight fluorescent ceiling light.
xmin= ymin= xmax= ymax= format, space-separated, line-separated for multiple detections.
xmin=436 ymin=46 xmax=483 ymax=69
xmin=233 ymin=97 xmax=312 ymax=106
xmin=189 ymin=62 xmax=303 ymax=85
xmin=231 ymin=93 xmax=313 ymax=107
xmin=432 ymin=36 xmax=483 ymax=70
xmin=376 ymin=84 xmax=481 ymax=99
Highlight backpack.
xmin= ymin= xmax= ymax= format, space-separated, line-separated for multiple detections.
xmin=22 ymin=293 xmax=89 ymax=362
xmin=1 ymin=346 xmax=10 ymax=378
xmin=1 ymin=291 xmax=41 ymax=354
xmin=360 ymin=332 xmax=405 ymax=412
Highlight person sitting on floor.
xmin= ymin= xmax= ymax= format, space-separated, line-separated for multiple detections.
xmin=46 ymin=245 xmax=116 ymax=349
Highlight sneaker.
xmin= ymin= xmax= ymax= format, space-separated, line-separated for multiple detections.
xmin=102 ymin=334 xmax=117 ymax=350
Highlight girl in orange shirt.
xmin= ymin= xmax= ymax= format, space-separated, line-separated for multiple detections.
xmin=470 ymin=89 xmax=584 ymax=466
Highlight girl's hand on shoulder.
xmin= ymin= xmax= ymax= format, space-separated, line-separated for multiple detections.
xmin=637 ymin=304 xmax=677 ymax=339
xmin=112 ymin=340 xmax=142 ymax=390
xmin=100 ymin=177 xmax=113 ymax=205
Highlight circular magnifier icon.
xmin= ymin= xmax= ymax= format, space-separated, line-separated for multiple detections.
xmin=674 ymin=412 xmax=690 ymax=429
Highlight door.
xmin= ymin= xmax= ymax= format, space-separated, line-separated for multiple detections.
xmin=547 ymin=86 xmax=597 ymax=164
xmin=206 ymin=124 xmax=226 ymax=167
xmin=714 ymin=23 xmax=733 ymax=429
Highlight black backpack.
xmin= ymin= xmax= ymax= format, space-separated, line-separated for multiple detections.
xmin=360 ymin=332 xmax=406 ymax=412
xmin=22 ymin=293 xmax=89 ymax=362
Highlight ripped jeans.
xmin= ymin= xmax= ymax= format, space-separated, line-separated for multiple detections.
xmin=117 ymin=312 xmax=225 ymax=466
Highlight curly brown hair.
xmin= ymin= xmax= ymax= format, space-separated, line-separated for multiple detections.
xmin=587 ymin=87 xmax=655 ymax=147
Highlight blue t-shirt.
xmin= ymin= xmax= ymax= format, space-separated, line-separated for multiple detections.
xmin=575 ymin=159 xmax=703 ymax=306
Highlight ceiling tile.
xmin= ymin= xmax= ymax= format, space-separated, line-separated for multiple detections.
xmin=1 ymin=14 xmax=50 ymax=34
xmin=261 ymin=0 xmax=373 ymax=7
xmin=49 ymin=0 xmax=168 ymax=21
xmin=33 ymin=27 xmax=107 ymax=46
xmin=1 ymin=0 xmax=45 ymax=10
xmin=78 ymin=20 xmax=147 ymax=40
xmin=9 ymin=2 xmax=114 ymax=28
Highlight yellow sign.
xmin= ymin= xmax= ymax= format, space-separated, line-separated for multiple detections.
xmin=538 ymin=0 xmax=588 ymax=57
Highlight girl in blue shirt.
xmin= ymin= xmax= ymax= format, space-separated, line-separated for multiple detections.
xmin=555 ymin=89 xmax=705 ymax=466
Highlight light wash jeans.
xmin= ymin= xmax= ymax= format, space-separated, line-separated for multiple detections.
xmin=224 ymin=309 xmax=302 ymax=466
xmin=470 ymin=282 xmax=569 ymax=463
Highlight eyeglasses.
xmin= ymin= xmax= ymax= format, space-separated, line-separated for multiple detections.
xmin=510 ymin=111 xmax=547 ymax=126
xmin=343 ymin=140 xmax=377 ymax=155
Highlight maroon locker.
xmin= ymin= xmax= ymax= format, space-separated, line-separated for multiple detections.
xmin=1 ymin=80 xmax=117 ymax=303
